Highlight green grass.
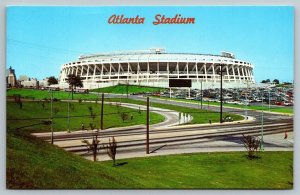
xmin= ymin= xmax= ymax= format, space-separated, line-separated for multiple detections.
xmin=7 ymin=88 xmax=98 ymax=100
xmin=7 ymin=101 xmax=164 ymax=133
xmin=8 ymin=88 xmax=292 ymax=114
xmin=153 ymin=96 xmax=293 ymax=114
xmin=7 ymin=89 xmax=244 ymax=124
xmin=7 ymin=130 xmax=293 ymax=189
xmin=91 ymin=84 xmax=164 ymax=94
xmin=106 ymin=98 xmax=244 ymax=124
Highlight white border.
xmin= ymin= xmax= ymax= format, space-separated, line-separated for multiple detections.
xmin=0 ymin=1 xmax=298 ymax=195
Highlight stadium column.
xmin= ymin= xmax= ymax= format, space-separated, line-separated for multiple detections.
xmin=86 ymin=65 xmax=90 ymax=81
xmin=185 ymin=61 xmax=189 ymax=78
xmin=195 ymin=61 xmax=199 ymax=82
xmin=167 ymin=61 xmax=170 ymax=80
xmin=246 ymin=67 xmax=250 ymax=81
xmin=226 ymin=64 xmax=230 ymax=82
xmin=100 ymin=63 xmax=104 ymax=80
xmin=137 ymin=57 xmax=140 ymax=83
xmin=147 ymin=59 xmax=150 ymax=83
xmin=241 ymin=67 xmax=245 ymax=81
xmin=80 ymin=65 xmax=84 ymax=77
xmin=236 ymin=65 xmax=241 ymax=83
xmin=118 ymin=60 xmax=121 ymax=82
xmin=92 ymin=64 xmax=96 ymax=82
xmin=231 ymin=64 xmax=236 ymax=83
xmin=127 ymin=60 xmax=130 ymax=83
xmin=75 ymin=66 xmax=79 ymax=76
xmin=212 ymin=63 xmax=216 ymax=82
xmin=157 ymin=60 xmax=159 ymax=81
xmin=176 ymin=60 xmax=179 ymax=78
xmin=247 ymin=68 xmax=252 ymax=81
xmin=109 ymin=63 xmax=112 ymax=80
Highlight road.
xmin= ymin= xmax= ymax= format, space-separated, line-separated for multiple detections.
xmin=32 ymin=94 xmax=293 ymax=161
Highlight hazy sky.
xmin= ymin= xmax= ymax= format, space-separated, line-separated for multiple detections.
xmin=7 ymin=6 xmax=294 ymax=82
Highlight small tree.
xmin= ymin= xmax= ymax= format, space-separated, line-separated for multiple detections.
xmin=89 ymin=123 xmax=95 ymax=130
xmin=241 ymin=134 xmax=261 ymax=159
xmin=105 ymin=137 xmax=117 ymax=166
xmin=70 ymin=103 xmax=75 ymax=111
xmin=54 ymin=107 xmax=60 ymax=115
xmin=82 ymin=130 xmax=101 ymax=162
xmin=47 ymin=76 xmax=58 ymax=85
xmin=66 ymin=74 xmax=83 ymax=100
xmin=273 ymin=79 xmax=280 ymax=85
xmin=121 ymin=112 xmax=128 ymax=122
xmin=41 ymin=102 xmax=45 ymax=110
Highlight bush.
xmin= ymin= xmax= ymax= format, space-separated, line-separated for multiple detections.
xmin=241 ymin=134 xmax=261 ymax=159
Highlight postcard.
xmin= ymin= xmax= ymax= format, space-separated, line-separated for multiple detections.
xmin=6 ymin=6 xmax=294 ymax=189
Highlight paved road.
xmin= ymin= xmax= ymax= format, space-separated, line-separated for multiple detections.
xmin=101 ymin=93 xmax=293 ymax=121
xmin=33 ymin=118 xmax=293 ymax=161
xmin=32 ymin=94 xmax=293 ymax=161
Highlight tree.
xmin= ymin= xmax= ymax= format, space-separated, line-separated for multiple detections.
xmin=273 ymin=79 xmax=280 ymax=84
xmin=47 ymin=76 xmax=58 ymax=85
xmin=66 ymin=74 xmax=83 ymax=100
xmin=261 ymin=80 xmax=266 ymax=83
xmin=105 ymin=137 xmax=117 ymax=166
xmin=82 ymin=130 xmax=101 ymax=162
xmin=241 ymin=134 xmax=261 ymax=159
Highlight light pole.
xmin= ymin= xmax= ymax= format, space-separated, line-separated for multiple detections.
xmin=217 ymin=64 xmax=225 ymax=123
xmin=260 ymin=89 xmax=264 ymax=150
xmin=200 ymin=80 xmax=203 ymax=109
xmin=268 ymin=88 xmax=271 ymax=112
xmin=244 ymin=81 xmax=249 ymax=120
xmin=67 ymin=101 xmax=70 ymax=133
xmin=49 ymin=89 xmax=54 ymax=144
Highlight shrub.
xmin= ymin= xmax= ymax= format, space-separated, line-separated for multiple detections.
xmin=241 ymin=134 xmax=261 ymax=159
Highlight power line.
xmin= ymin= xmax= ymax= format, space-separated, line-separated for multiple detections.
xmin=7 ymin=38 xmax=91 ymax=55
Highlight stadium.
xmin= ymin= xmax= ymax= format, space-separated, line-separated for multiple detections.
xmin=58 ymin=48 xmax=255 ymax=89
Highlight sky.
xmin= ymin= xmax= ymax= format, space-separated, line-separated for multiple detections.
xmin=6 ymin=6 xmax=294 ymax=83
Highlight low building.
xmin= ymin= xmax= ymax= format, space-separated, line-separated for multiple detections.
xmin=6 ymin=66 xmax=17 ymax=88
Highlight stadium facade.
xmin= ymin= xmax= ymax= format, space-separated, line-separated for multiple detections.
xmin=58 ymin=48 xmax=255 ymax=89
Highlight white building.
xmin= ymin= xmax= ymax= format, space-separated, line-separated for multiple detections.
xmin=58 ymin=49 xmax=255 ymax=89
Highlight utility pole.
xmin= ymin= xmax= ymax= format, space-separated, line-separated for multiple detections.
xmin=217 ymin=64 xmax=225 ymax=123
xmin=101 ymin=93 xmax=104 ymax=130
xmin=260 ymin=90 xmax=264 ymax=150
xmin=146 ymin=97 xmax=150 ymax=154
xmin=268 ymin=88 xmax=271 ymax=112
xmin=126 ymin=81 xmax=129 ymax=99
xmin=67 ymin=101 xmax=70 ymax=133
xmin=200 ymin=80 xmax=203 ymax=109
xmin=50 ymin=89 xmax=54 ymax=144
xmin=245 ymin=81 xmax=249 ymax=120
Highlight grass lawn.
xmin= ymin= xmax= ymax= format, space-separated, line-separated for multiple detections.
xmin=8 ymin=88 xmax=292 ymax=114
xmin=7 ymin=88 xmax=244 ymax=124
xmin=7 ymin=130 xmax=293 ymax=189
xmin=7 ymin=88 xmax=98 ymax=100
xmin=91 ymin=84 xmax=164 ymax=94
xmin=106 ymin=98 xmax=244 ymax=124
xmin=7 ymin=101 xmax=164 ymax=133
xmin=153 ymin=96 xmax=293 ymax=114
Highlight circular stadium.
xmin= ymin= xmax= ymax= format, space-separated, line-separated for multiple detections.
xmin=58 ymin=48 xmax=255 ymax=89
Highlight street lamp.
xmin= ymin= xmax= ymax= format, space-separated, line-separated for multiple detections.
xmin=216 ymin=64 xmax=226 ymax=123
xmin=260 ymin=89 xmax=264 ymax=150
xmin=244 ymin=81 xmax=250 ymax=120
xmin=48 ymin=89 xmax=54 ymax=144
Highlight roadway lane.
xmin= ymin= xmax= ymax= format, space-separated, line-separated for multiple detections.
xmin=101 ymin=93 xmax=292 ymax=121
